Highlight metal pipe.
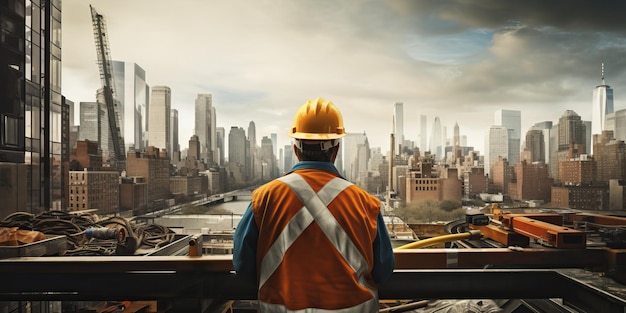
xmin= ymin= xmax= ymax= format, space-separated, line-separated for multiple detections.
xmin=395 ymin=230 xmax=481 ymax=249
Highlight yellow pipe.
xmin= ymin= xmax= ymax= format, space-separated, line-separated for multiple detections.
xmin=395 ymin=230 xmax=481 ymax=249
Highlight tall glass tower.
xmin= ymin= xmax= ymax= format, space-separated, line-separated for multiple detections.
xmin=592 ymin=63 xmax=614 ymax=154
xmin=495 ymin=109 xmax=521 ymax=166
xmin=429 ymin=117 xmax=442 ymax=161
xmin=394 ymin=102 xmax=404 ymax=154
xmin=195 ymin=94 xmax=215 ymax=164
xmin=0 ymin=0 xmax=64 ymax=216
xmin=112 ymin=61 xmax=148 ymax=150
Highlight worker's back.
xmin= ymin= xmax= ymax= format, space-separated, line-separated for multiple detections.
xmin=252 ymin=168 xmax=382 ymax=311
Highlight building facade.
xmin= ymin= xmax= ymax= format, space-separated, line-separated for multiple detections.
xmin=125 ymin=146 xmax=170 ymax=206
xmin=68 ymin=170 xmax=119 ymax=214
xmin=495 ymin=109 xmax=521 ymax=166
xmin=591 ymin=64 xmax=614 ymax=153
xmin=111 ymin=61 xmax=148 ymax=150
xmin=194 ymin=94 xmax=216 ymax=165
xmin=148 ymin=86 xmax=171 ymax=156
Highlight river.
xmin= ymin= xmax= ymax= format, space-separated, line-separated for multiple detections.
xmin=209 ymin=200 xmax=249 ymax=215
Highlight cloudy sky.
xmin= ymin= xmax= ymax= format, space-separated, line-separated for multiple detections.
xmin=61 ymin=0 xmax=626 ymax=154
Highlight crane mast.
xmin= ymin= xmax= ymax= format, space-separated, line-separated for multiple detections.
xmin=90 ymin=5 xmax=126 ymax=169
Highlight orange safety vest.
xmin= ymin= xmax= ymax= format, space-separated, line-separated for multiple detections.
xmin=251 ymin=169 xmax=382 ymax=312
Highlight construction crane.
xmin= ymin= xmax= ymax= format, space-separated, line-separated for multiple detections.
xmin=90 ymin=5 xmax=126 ymax=169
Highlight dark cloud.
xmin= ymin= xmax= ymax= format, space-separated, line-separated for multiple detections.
xmin=391 ymin=0 xmax=626 ymax=33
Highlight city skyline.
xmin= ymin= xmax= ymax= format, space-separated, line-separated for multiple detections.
xmin=61 ymin=1 xmax=626 ymax=153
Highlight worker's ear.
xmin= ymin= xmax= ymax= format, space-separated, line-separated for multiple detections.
xmin=330 ymin=143 xmax=340 ymax=163
xmin=293 ymin=144 xmax=302 ymax=161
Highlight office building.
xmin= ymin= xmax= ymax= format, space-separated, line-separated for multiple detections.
xmin=111 ymin=61 xmax=148 ymax=150
xmin=512 ymin=161 xmax=553 ymax=202
xmin=68 ymin=170 xmax=119 ymax=214
xmin=126 ymin=146 xmax=170 ymax=206
xmin=419 ymin=114 xmax=428 ymax=152
xmin=429 ymin=117 xmax=443 ymax=161
xmin=148 ymin=86 xmax=171 ymax=156
xmin=523 ymin=128 xmax=545 ymax=163
xmin=228 ymin=126 xmax=249 ymax=183
xmin=591 ymin=64 xmax=614 ymax=149
xmin=605 ymin=109 xmax=626 ymax=142
xmin=170 ymin=109 xmax=179 ymax=161
xmin=216 ymin=127 xmax=225 ymax=166
xmin=485 ymin=125 xmax=509 ymax=179
xmin=495 ymin=109 xmax=521 ymax=165
xmin=343 ymin=132 xmax=370 ymax=184
xmin=0 ymin=0 xmax=65 ymax=217
xmin=394 ymin=102 xmax=404 ymax=154
xmin=195 ymin=94 xmax=215 ymax=164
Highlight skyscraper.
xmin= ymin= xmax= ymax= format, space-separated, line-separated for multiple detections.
xmin=394 ymin=102 xmax=404 ymax=154
xmin=453 ymin=122 xmax=461 ymax=161
xmin=429 ymin=117 xmax=443 ymax=160
xmin=248 ymin=121 xmax=257 ymax=149
xmin=524 ymin=128 xmax=545 ymax=163
xmin=342 ymin=132 xmax=370 ymax=184
xmin=1 ymin=0 xmax=64 ymax=215
xmin=485 ymin=125 xmax=509 ymax=178
xmin=216 ymin=127 xmax=225 ymax=166
xmin=592 ymin=63 xmax=614 ymax=143
xmin=194 ymin=94 xmax=215 ymax=164
xmin=271 ymin=133 xmax=278 ymax=161
xmin=148 ymin=86 xmax=171 ymax=156
xmin=111 ymin=61 xmax=148 ymax=150
xmin=419 ymin=114 xmax=428 ymax=152
xmin=170 ymin=109 xmax=179 ymax=161
xmin=495 ymin=109 xmax=521 ymax=165
xmin=79 ymin=102 xmax=104 ymax=144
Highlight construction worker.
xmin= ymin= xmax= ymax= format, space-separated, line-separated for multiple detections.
xmin=233 ymin=97 xmax=395 ymax=312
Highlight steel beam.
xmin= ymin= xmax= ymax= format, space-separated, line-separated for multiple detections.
xmin=506 ymin=216 xmax=586 ymax=248
xmin=469 ymin=224 xmax=530 ymax=247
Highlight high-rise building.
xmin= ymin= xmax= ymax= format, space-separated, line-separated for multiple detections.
xmin=419 ymin=114 xmax=428 ymax=152
xmin=531 ymin=121 xmax=553 ymax=165
xmin=495 ymin=109 xmax=521 ymax=165
xmin=188 ymin=135 xmax=201 ymax=162
xmin=216 ymin=127 xmax=225 ymax=166
xmin=228 ymin=127 xmax=248 ymax=167
xmin=148 ymin=86 xmax=171 ymax=156
xmin=111 ymin=61 xmax=148 ymax=150
xmin=592 ymin=63 xmax=614 ymax=145
xmin=271 ymin=133 xmax=278 ymax=161
xmin=248 ymin=121 xmax=257 ymax=149
xmin=342 ymin=132 xmax=370 ymax=185
xmin=394 ymin=102 xmax=404 ymax=153
xmin=550 ymin=110 xmax=587 ymax=182
xmin=605 ymin=109 xmax=626 ymax=142
xmin=261 ymin=136 xmax=276 ymax=180
xmin=79 ymin=102 xmax=104 ymax=144
xmin=453 ymin=122 xmax=461 ymax=162
xmin=429 ymin=117 xmax=443 ymax=160
xmin=0 ymin=0 xmax=65 ymax=216
xmin=194 ymin=94 xmax=215 ymax=164
xmin=523 ymin=128 xmax=545 ymax=163
xmin=485 ymin=125 xmax=509 ymax=179
xmin=170 ymin=109 xmax=179 ymax=161
xmin=228 ymin=126 xmax=249 ymax=182
xmin=126 ymin=146 xmax=170 ymax=205
xmin=558 ymin=110 xmax=586 ymax=152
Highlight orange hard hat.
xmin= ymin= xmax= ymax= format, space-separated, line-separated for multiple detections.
xmin=289 ymin=97 xmax=347 ymax=140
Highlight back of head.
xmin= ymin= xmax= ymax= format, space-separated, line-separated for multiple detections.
xmin=289 ymin=98 xmax=347 ymax=162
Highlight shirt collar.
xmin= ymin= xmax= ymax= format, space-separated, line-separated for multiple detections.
xmin=288 ymin=161 xmax=343 ymax=177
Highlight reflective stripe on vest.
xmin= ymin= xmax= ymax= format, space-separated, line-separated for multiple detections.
xmin=258 ymin=173 xmax=379 ymax=313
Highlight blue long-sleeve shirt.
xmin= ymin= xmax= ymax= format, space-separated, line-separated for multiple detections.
xmin=233 ymin=161 xmax=395 ymax=284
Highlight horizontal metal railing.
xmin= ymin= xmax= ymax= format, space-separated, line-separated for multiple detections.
xmin=1 ymin=249 xmax=626 ymax=312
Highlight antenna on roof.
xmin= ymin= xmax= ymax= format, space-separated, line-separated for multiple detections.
xmin=602 ymin=62 xmax=606 ymax=85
